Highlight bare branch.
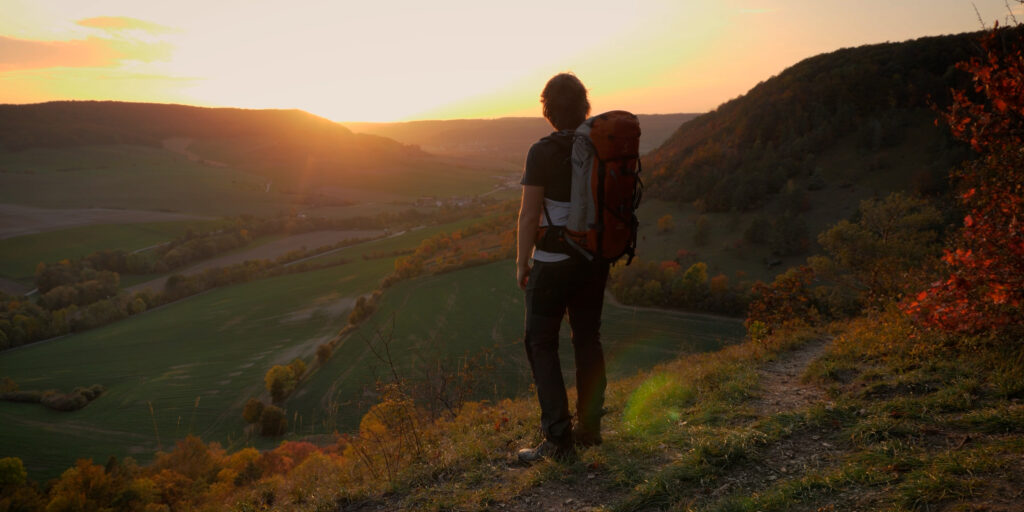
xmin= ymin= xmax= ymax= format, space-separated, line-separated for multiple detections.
xmin=973 ymin=2 xmax=988 ymax=29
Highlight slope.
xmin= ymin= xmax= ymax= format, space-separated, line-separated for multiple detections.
xmin=643 ymin=30 xmax=999 ymax=212
xmin=0 ymin=102 xmax=516 ymax=215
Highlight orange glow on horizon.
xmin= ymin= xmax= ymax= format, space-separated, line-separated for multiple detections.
xmin=0 ymin=0 xmax=1019 ymax=122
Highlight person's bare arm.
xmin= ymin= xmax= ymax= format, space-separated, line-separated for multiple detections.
xmin=516 ymin=185 xmax=544 ymax=290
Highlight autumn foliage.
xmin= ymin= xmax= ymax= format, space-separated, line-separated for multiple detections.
xmin=904 ymin=26 xmax=1024 ymax=333
xmin=745 ymin=266 xmax=817 ymax=334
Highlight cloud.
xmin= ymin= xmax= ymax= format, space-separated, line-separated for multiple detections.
xmin=77 ymin=16 xmax=175 ymax=34
xmin=0 ymin=35 xmax=171 ymax=72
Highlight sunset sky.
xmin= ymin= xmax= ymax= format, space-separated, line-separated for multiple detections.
xmin=1 ymin=0 xmax=1021 ymax=122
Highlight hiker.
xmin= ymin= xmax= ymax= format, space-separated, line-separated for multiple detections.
xmin=515 ymin=73 xmax=608 ymax=462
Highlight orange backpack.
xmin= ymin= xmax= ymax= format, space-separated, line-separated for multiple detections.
xmin=538 ymin=110 xmax=642 ymax=264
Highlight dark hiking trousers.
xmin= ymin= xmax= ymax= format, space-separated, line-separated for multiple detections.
xmin=523 ymin=258 xmax=609 ymax=445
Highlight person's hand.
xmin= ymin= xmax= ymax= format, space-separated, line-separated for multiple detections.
xmin=516 ymin=261 xmax=531 ymax=290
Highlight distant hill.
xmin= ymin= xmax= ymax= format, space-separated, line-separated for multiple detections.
xmin=0 ymin=102 xmax=522 ymax=214
xmin=643 ymin=30 xmax=1007 ymax=213
xmin=344 ymin=113 xmax=699 ymax=162
xmin=0 ymin=101 xmax=424 ymax=175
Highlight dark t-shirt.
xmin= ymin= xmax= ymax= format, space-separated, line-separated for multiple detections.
xmin=520 ymin=131 xmax=573 ymax=202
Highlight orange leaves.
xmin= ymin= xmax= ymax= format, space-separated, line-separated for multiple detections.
xmin=746 ymin=266 xmax=816 ymax=333
xmin=904 ymin=27 xmax=1024 ymax=335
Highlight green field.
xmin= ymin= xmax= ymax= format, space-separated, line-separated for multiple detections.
xmin=0 ymin=220 xmax=227 ymax=283
xmin=0 ymin=209 xmax=744 ymax=481
xmin=0 ymin=256 xmax=393 ymax=479
xmin=290 ymin=260 xmax=746 ymax=437
xmin=0 ymin=219 xmax=502 ymax=478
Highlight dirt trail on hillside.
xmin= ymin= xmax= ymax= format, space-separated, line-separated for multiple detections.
xmin=0 ymin=204 xmax=204 ymax=240
xmin=496 ymin=338 xmax=835 ymax=512
xmin=753 ymin=337 xmax=832 ymax=416
xmin=126 ymin=230 xmax=381 ymax=293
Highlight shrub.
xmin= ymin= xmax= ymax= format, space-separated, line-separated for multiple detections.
xmin=905 ymin=26 xmax=1024 ymax=334
xmin=746 ymin=266 xmax=817 ymax=333
xmin=260 ymin=405 xmax=288 ymax=437
xmin=0 ymin=457 xmax=27 ymax=485
xmin=242 ymin=398 xmax=264 ymax=424
xmin=41 ymin=391 xmax=89 ymax=411
xmin=73 ymin=384 xmax=105 ymax=401
xmin=316 ymin=344 xmax=332 ymax=364
xmin=288 ymin=359 xmax=306 ymax=380
xmin=264 ymin=366 xmax=297 ymax=403
xmin=657 ymin=214 xmax=675 ymax=233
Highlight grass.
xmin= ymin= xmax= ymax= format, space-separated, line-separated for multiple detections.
xmin=0 ymin=251 xmax=402 ymax=480
xmin=0 ymin=214 xmax=481 ymax=477
xmin=637 ymin=199 xmax=795 ymax=284
xmin=0 ymin=212 xmax=744 ymax=481
xmin=320 ymin=313 xmax=1021 ymax=512
xmin=290 ymin=260 xmax=746 ymax=438
xmin=4 ymin=297 xmax=1021 ymax=510
xmin=0 ymin=219 xmax=228 ymax=282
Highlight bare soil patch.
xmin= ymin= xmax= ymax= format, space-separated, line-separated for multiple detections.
xmin=0 ymin=277 xmax=31 ymax=295
xmin=127 ymin=229 xmax=381 ymax=293
xmin=0 ymin=203 xmax=204 ymax=240
xmin=753 ymin=337 xmax=832 ymax=416
xmin=499 ymin=466 xmax=621 ymax=512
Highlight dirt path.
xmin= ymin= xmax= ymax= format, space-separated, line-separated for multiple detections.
xmin=127 ymin=230 xmax=381 ymax=293
xmin=0 ymin=203 xmax=205 ymax=240
xmin=0 ymin=277 xmax=31 ymax=296
xmin=753 ymin=337 xmax=832 ymax=416
xmin=494 ymin=338 xmax=835 ymax=512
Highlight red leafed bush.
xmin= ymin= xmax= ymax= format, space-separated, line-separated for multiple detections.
xmin=904 ymin=26 xmax=1024 ymax=333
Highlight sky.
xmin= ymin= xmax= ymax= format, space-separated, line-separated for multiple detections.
xmin=1 ymin=0 xmax=1021 ymax=122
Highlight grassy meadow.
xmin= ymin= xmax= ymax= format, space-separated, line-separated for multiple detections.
xmin=0 ymin=217 xmax=534 ymax=477
xmin=0 ymin=237 xmax=745 ymax=481
xmin=291 ymin=260 xmax=746 ymax=437
xmin=0 ymin=256 xmax=389 ymax=479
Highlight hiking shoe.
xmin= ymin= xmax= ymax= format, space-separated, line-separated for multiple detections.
xmin=517 ymin=440 xmax=576 ymax=463
xmin=574 ymin=431 xmax=603 ymax=447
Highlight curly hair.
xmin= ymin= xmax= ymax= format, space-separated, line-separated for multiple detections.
xmin=541 ymin=73 xmax=590 ymax=131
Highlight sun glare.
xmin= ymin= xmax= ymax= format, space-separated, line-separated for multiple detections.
xmin=0 ymin=0 xmax=1018 ymax=121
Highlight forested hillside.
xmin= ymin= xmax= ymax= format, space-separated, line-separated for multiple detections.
xmin=0 ymin=102 xmax=428 ymax=190
xmin=643 ymin=29 xmax=1011 ymax=212
xmin=0 ymin=101 xmax=418 ymax=158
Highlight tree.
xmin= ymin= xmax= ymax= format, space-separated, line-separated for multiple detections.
xmin=316 ymin=343 xmax=332 ymax=364
xmin=814 ymin=193 xmax=942 ymax=305
xmin=288 ymin=358 xmax=307 ymax=380
xmin=746 ymin=266 xmax=817 ymax=333
xmin=904 ymin=25 xmax=1024 ymax=333
xmin=242 ymin=398 xmax=264 ymax=424
xmin=657 ymin=214 xmax=675 ymax=233
xmin=264 ymin=366 xmax=297 ymax=403
xmin=259 ymin=405 xmax=288 ymax=436
xmin=0 ymin=457 xmax=27 ymax=485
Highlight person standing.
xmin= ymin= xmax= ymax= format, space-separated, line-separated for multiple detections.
xmin=516 ymin=73 xmax=609 ymax=462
